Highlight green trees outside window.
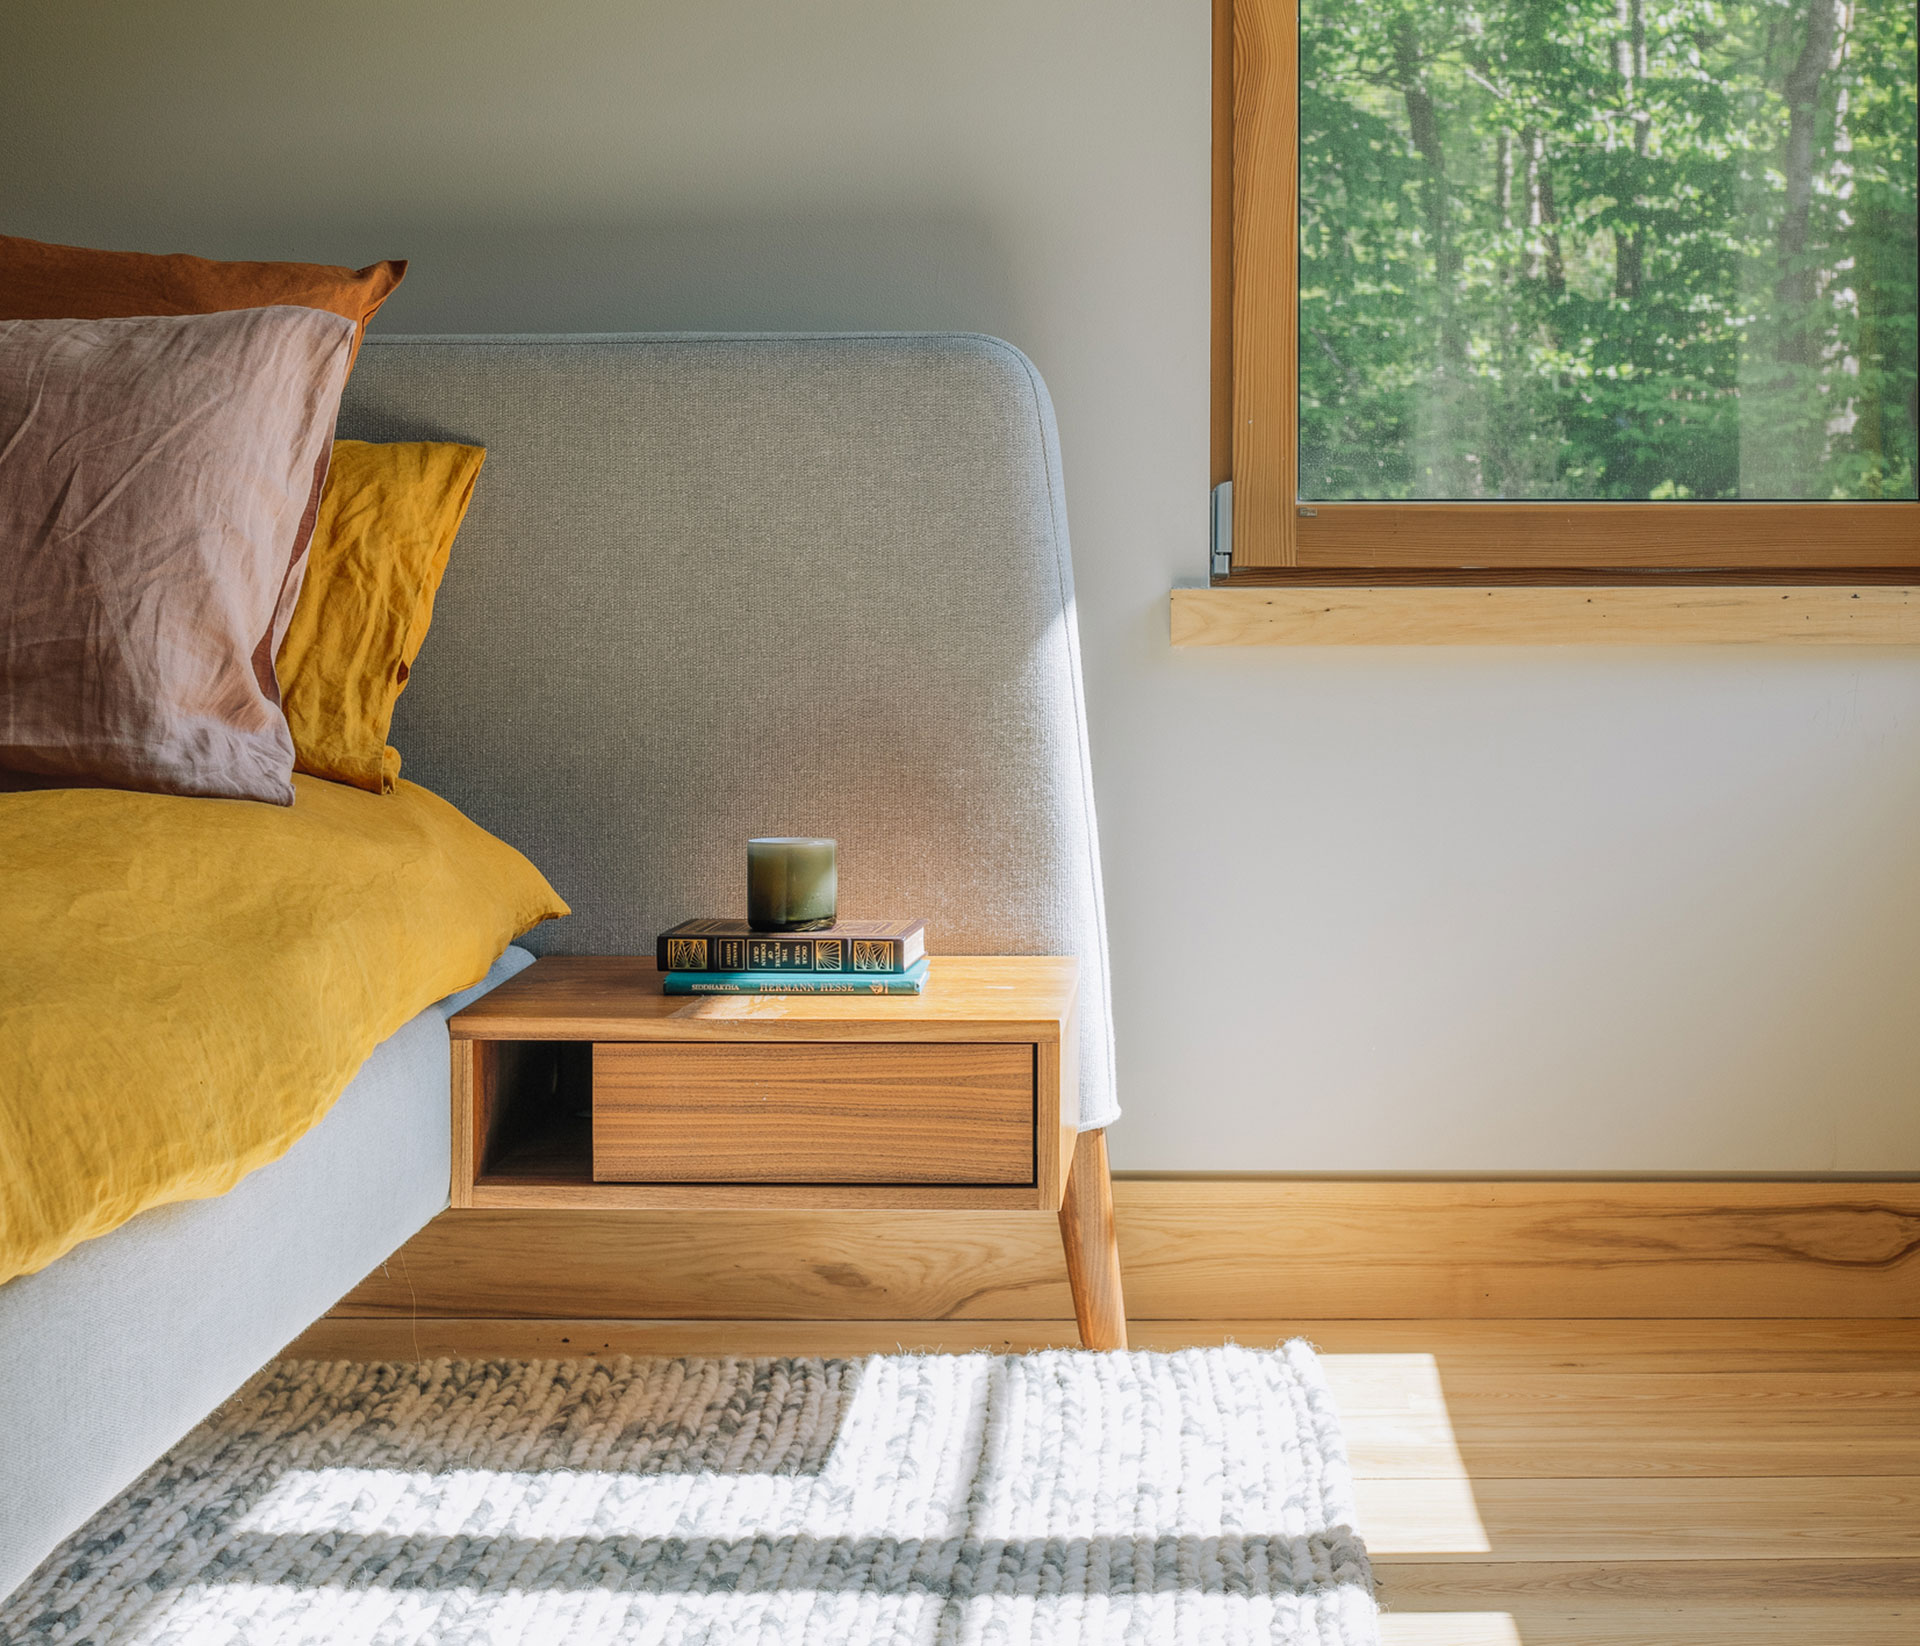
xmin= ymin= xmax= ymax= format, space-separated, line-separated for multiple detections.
xmin=1299 ymin=0 xmax=1919 ymax=501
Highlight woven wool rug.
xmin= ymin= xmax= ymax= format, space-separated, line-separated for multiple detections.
xmin=3 ymin=1343 xmax=1379 ymax=1645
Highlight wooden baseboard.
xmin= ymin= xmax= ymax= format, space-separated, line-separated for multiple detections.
xmin=318 ymin=1179 xmax=1920 ymax=1329
xmin=288 ymin=1314 xmax=1920 ymax=1363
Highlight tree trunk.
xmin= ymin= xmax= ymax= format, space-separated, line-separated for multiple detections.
xmin=1393 ymin=18 xmax=1475 ymax=493
xmin=1394 ymin=19 xmax=1456 ymax=282
xmin=1756 ymin=0 xmax=1848 ymax=498
xmin=1778 ymin=0 xmax=1841 ymax=329
xmin=1524 ymin=127 xmax=1565 ymax=296
xmin=1395 ymin=12 xmax=1464 ymax=399
xmin=1613 ymin=0 xmax=1649 ymax=299
xmin=1496 ymin=129 xmax=1514 ymax=232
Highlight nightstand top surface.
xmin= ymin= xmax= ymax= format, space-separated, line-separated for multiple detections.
xmin=450 ymin=954 xmax=1078 ymax=1042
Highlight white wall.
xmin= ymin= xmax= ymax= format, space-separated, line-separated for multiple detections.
xmin=9 ymin=0 xmax=1917 ymax=1171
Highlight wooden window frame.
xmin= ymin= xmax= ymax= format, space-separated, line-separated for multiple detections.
xmin=1214 ymin=0 xmax=1920 ymax=584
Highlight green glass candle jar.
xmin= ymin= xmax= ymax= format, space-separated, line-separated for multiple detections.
xmin=747 ymin=837 xmax=837 ymax=932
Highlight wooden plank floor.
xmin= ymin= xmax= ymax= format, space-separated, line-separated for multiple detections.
xmin=290 ymin=1316 xmax=1920 ymax=1643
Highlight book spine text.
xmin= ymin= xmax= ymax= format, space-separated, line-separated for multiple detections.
xmin=657 ymin=934 xmax=913 ymax=973
xmin=660 ymin=972 xmax=924 ymax=996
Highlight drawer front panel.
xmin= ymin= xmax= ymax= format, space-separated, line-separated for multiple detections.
xmin=592 ymin=1042 xmax=1034 ymax=1184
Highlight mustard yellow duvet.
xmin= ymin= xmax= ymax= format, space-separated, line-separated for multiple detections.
xmin=0 ymin=777 xmax=566 ymax=1284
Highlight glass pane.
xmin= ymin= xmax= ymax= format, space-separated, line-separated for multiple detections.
xmin=1298 ymin=0 xmax=1919 ymax=500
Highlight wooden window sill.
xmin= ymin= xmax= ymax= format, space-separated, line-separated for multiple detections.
xmin=1170 ymin=585 xmax=1920 ymax=646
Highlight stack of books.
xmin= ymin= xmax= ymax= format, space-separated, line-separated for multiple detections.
xmin=656 ymin=918 xmax=929 ymax=995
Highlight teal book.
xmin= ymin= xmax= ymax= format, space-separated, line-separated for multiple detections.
xmin=662 ymin=957 xmax=930 ymax=996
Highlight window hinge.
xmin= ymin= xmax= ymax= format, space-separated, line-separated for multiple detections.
xmin=1210 ymin=480 xmax=1233 ymax=578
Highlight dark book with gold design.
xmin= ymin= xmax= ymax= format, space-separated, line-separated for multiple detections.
xmin=656 ymin=917 xmax=927 ymax=975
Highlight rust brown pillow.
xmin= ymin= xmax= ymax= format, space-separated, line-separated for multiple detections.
xmin=0 ymin=307 xmax=356 ymax=804
xmin=0 ymin=233 xmax=404 ymax=367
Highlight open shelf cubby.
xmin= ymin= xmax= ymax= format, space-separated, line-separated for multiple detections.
xmin=471 ymin=1040 xmax=595 ymax=1191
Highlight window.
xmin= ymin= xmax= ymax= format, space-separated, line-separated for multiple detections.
xmin=1218 ymin=0 xmax=1920 ymax=574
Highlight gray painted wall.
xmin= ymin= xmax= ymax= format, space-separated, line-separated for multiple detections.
xmin=8 ymin=0 xmax=1917 ymax=1171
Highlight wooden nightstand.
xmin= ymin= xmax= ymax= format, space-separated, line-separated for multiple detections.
xmin=447 ymin=954 xmax=1126 ymax=1348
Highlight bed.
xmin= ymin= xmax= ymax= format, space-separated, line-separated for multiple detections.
xmin=0 ymin=950 xmax=528 ymax=1594
xmin=0 ymin=331 xmax=1116 ymax=1598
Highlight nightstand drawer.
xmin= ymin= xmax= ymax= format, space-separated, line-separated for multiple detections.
xmin=591 ymin=1042 xmax=1034 ymax=1184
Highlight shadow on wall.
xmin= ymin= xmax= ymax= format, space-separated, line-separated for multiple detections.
xmin=8 ymin=211 xmax=1024 ymax=340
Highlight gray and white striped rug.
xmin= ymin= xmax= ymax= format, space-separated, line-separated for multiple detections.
xmin=3 ymin=1343 xmax=1378 ymax=1644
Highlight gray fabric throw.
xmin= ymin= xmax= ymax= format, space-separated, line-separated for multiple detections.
xmin=0 ymin=1344 xmax=1378 ymax=1643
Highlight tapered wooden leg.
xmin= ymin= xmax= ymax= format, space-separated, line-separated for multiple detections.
xmin=1058 ymin=1127 xmax=1127 ymax=1350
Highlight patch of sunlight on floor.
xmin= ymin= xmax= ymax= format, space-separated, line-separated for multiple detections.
xmin=1320 ymin=1354 xmax=1492 ymax=1555
xmin=1377 ymin=1613 xmax=1524 ymax=1645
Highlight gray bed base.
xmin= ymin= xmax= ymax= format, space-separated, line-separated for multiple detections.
xmin=0 ymin=947 xmax=532 ymax=1598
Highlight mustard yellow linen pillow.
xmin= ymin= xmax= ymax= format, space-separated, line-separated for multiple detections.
xmin=278 ymin=439 xmax=485 ymax=793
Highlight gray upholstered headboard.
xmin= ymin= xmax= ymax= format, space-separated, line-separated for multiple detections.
xmin=338 ymin=333 xmax=1116 ymax=1129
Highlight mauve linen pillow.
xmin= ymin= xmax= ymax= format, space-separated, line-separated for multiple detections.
xmin=0 ymin=306 xmax=356 ymax=804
